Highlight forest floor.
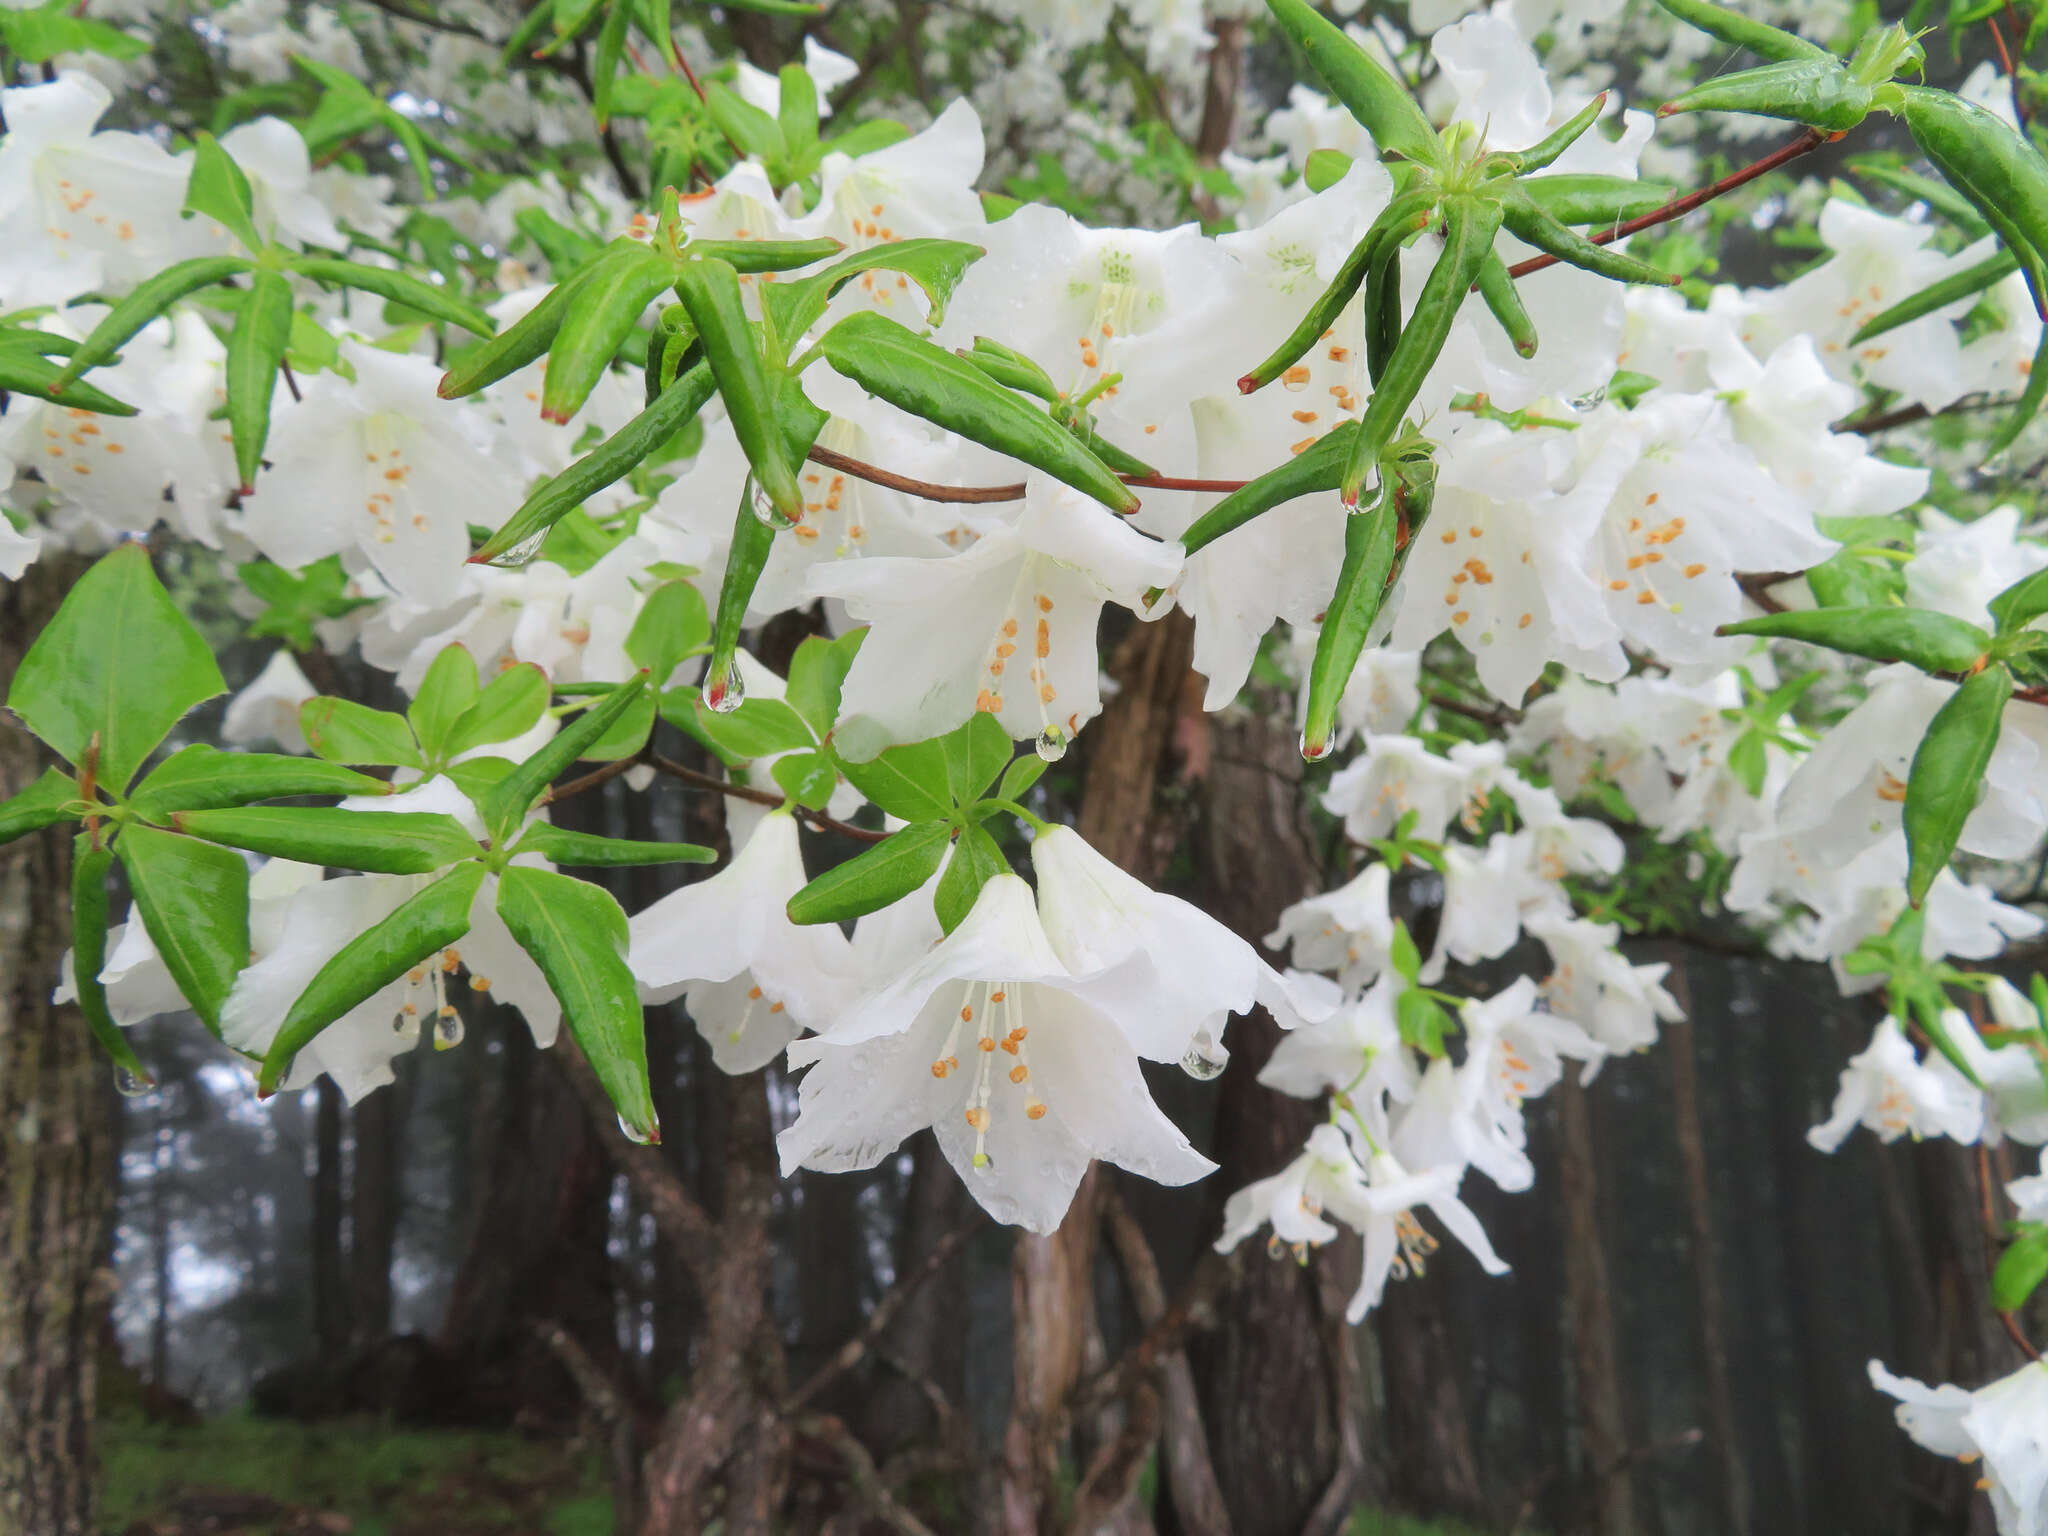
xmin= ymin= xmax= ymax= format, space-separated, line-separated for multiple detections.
xmin=101 ymin=1417 xmax=1488 ymax=1536
xmin=101 ymin=1418 xmax=613 ymax=1536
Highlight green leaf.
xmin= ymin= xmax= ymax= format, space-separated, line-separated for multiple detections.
xmin=226 ymin=269 xmax=294 ymax=494
xmin=778 ymin=62 xmax=820 ymax=154
xmin=578 ymin=691 xmax=657 ymax=762
xmin=1389 ymin=919 xmax=1422 ymax=984
xmin=509 ymin=824 xmax=717 ymax=866
xmin=1848 ymin=249 xmax=2018 ymax=346
xmin=495 ymin=865 xmax=657 ymax=1142
xmin=771 ymin=750 xmax=838 ymax=809
xmin=1904 ymin=663 xmax=2012 ymax=906
xmin=941 ymin=710 xmax=1013 ymax=807
xmin=473 ymin=361 xmax=718 ymax=565
xmin=836 ymin=735 xmax=954 ymax=821
xmin=695 ymin=696 xmax=815 ymax=759
xmin=1302 ymin=496 xmax=1402 ymax=760
xmin=69 ymin=836 xmax=153 ymax=1088
xmin=763 ymin=238 xmax=987 ymax=339
xmin=820 ymin=311 xmax=1138 ymax=515
xmin=1904 ymin=88 xmax=2048 ymax=320
xmin=997 ymin=753 xmax=1047 ymax=804
xmin=786 ymin=819 xmax=951 ymax=925
xmin=479 ymin=674 xmax=649 ymax=843
xmin=131 ymin=745 xmax=387 ymax=816
xmin=114 ymin=824 xmax=250 ymax=1034
xmin=687 ymin=237 xmax=846 ymax=275
xmin=8 ymin=544 xmax=226 ymax=792
xmin=175 ymin=806 xmax=478 ymax=873
xmin=0 ymin=344 xmax=137 ymax=415
xmin=1804 ymin=550 xmax=1903 ymax=609
xmin=784 ymin=630 xmax=864 ymax=739
xmin=541 ymin=239 xmax=678 ymax=423
xmin=288 ymin=256 xmax=494 ymax=336
xmin=1303 ymin=148 xmax=1353 ymax=192
xmin=1396 ymin=986 xmax=1450 ymax=1058
xmin=408 ymin=646 xmax=482 ymax=761
xmin=300 ymin=698 xmax=423 ymax=769
xmin=1266 ymin=0 xmax=1440 ymax=164
xmin=935 ymin=822 xmax=1006 ymax=934
xmin=1993 ymin=1227 xmax=2048 ymax=1312
xmin=676 ymin=257 xmax=804 ymax=522
xmin=1518 ymin=174 xmax=1677 ymax=228
xmin=1650 ymin=0 xmax=1829 ymax=61
xmin=1658 ymin=58 xmax=1876 ymax=135
xmin=0 ymin=1 xmax=147 ymax=62
xmin=183 ymin=131 xmax=262 ymax=251
xmin=703 ymin=80 xmax=786 ymax=162
xmin=445 ymin=664 xmax=552 ymax=758
xmin=258 ymin=861 xmax=485 ymax=1095
xmin=1991 ymin=566 xmax=2048 ymax=636
xmin=1719 ymin=608 xmax=1992 ymax=673
xmin=0 ymin=766 xmax=81 ymax=847
xmin=624 ymin=579 xmax=711 ymax=684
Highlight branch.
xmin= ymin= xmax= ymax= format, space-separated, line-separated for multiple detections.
xmin=1975 ymin=1143 xmax=2042 ymax=1363
xmin=1071 ymin=1249 xmax=1231 ymax=1414
xmin=795 ymin=1415 xmax=940 ymax=1536
xmin=646 ymin=752 xmax=890 ymax=843
xmin=1505 ymin=129 xmax=1831 ymax=282
xmin=805 ymin=444 xmax=1255 ymax=508
xmin=782 ymin=1214 xmax=986 ymax=1414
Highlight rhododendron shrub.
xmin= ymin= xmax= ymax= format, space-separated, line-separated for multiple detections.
xmin=7 ymin=0 xmax=2048 ymax=1528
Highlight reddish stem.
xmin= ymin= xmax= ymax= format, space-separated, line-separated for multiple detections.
xmin=1505 ymin=129 xmax=1831 ymax=281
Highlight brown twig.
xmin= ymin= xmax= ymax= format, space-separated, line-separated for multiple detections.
xmin=1506 ymin=130 xmax=1831 ymax=281
xmin=545 ymin=750 xmax=643 ymax=804
xmin=1975 ymin=1142 xmax=2043 ymax=1362
xmin=784 ymin=1215 xmax=985 ymax=1413
xmin=806 ymin=444 xmax=1255 ymax=508
xmin=795 ymin=1415 xmax=940 ymax=1536
xmin=646 ymin=751 xmax=889 ymax=842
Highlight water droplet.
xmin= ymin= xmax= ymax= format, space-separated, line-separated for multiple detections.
xmin=851 ymin=1053 xmax=871 ymax=1073
xmin=617 ymin=1112 xmax=659 ymax=1145
xmin=749 ymin=476 xmax=799 ymax=532
xmin=1179 ymin=1030 xmax=1228 ymax=1081
xmin=434 ymin=1012 xmax=465 ymax=1051
xmin=1570 ymin=384 xmax=1607 ymax=412
xmin=1300 ymin=730 xmax=1334 ymax=763
xmin=483 ymin=527 xmax=549 ymax=569
xmin=114 ymin=1065 xmax=154 ymax=1098
xmin=706 ymin=663 xmax=746 ymax=714
xmin=1035 ymin=726 xmax=1067 ymax=763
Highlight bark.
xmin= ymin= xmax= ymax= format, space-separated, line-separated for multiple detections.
xmin=1554 ymin=1072 xmax=1635 ymax=1536
xmin=311 ymin=1077 xmax=349 ymax=1360
xmin=1376 ymin=1267 xmax=1487 ymax=1524
xmin=1001 ymin=613 xmax=1200 ymax=1536
xmin=863 ymin=1137 xmax=972 ymax=1454
xmin=436 ymin=1013 xmax=620 ymax=1422
xmin=1659 ymin=956 xmax=1747 ymax=1536
xmin=1190 ymin=712 xmax=1340 ymax=1536
xmin=0 ymin=557 xmax=115 ymax=1536
xmin=347 ymin=1073 xmax=405 ymax=1346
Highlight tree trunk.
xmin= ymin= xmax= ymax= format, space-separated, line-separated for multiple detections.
xmin=1554 ymin=1073 xmax=1635 ymax=1536
xmin=0 ymin=558 xmax=116 ymax=1536
xmin=1376 ymin=1267 xmax=1487 ymax=1523
xmin=1001 ymin=612 xmax=1201 ymax=1536
xmin=312 ymin=1077 xmax=349 ymax=1361
xmin=1191 ymin=712 xmax=1342 ymax=1536
xmin=1659 ymin=956 xmax=1748 ymax=1535
xmin=348 ymin=1074 xmax=405 ymax=1346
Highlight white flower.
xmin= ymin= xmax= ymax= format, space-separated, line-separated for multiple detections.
xmin=1870 ymin=1360 xmax=2048 ymax=1536
xmin=1905 ymin=505 xmax=2048 ymax=632
xmin=222 ymin=650 xmax=317 ymax=753
xmin=810 ymin=477 xmax=1181 ymax=759
xmin=1268 ymin=861 xmax=1399 ymax=990
xmin=2010 ymin=1148 xmax=2048 ymax=1223
xmin=778 ymin=873 xmax=1214 ymax=1232
xmin=240 ymin=339 xmax=531 ymax=604
xmin=626 ymin=811 xmax=853 ymax=1074
xmin=1258 ymin=973 xmax=1417 ymax=1116
xmin=1320 ymin=734 xmax=1478 ymax=845
xmin=1031 ymin=824 xmax=1329 ymax=1059
xmin=1526 ymin=910 xmax=1682 ymax=1058
xmin=1806 ymin=1017 xmax=1984 ymax=1153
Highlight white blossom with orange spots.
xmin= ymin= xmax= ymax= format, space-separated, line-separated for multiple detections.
xmin=780 ymin=873 xmax=1215 ymax=1233
xmin=240 ymin=338 xmax=531 ymax=609
xmin=809 ymin=475 xmax=1181 ymax=760
xmin=626 ymin=810 xmax=853 ymax=1075
xmin=1806 ymin=1016 xmax=1983 ymax=1153
xmin=1869 ymin=1360 xmax=2048 ymax=1536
